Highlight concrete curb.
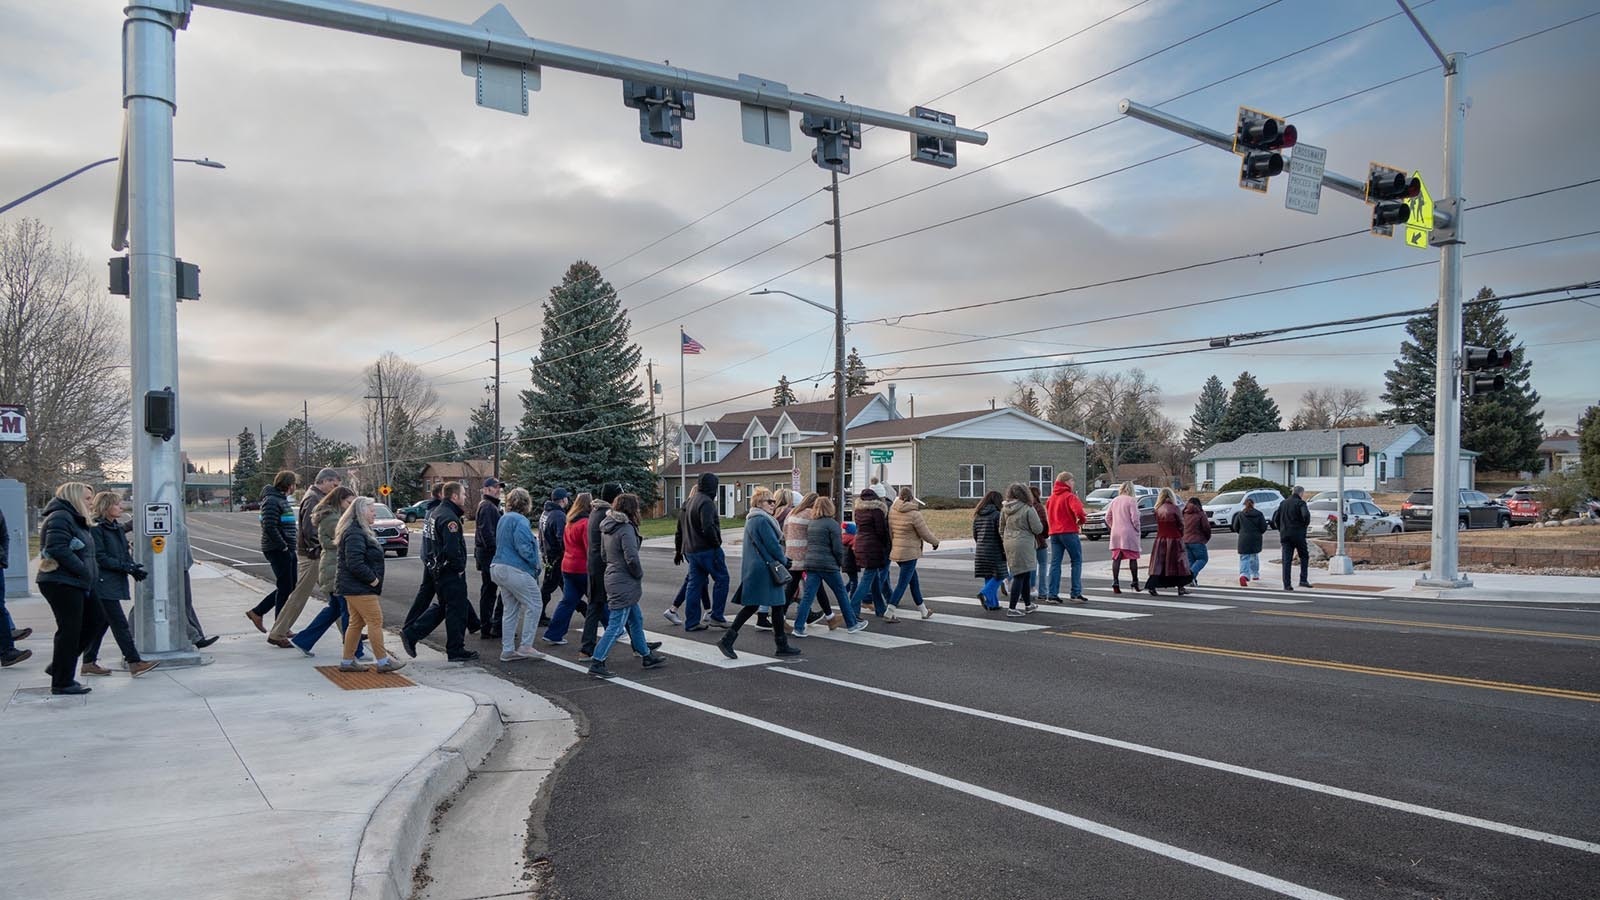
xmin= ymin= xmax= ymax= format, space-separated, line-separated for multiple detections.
xmin=350 ymin=699 xmax=506 ymax=900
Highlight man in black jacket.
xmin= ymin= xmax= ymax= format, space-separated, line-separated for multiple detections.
xmin=401 ymin=481 xmax=478 ymax=661
xmin=474 ymin=477 xmax=505 ymax=639
xmin=538 ymin=489 xmax=570 ymax=620
xmin=247 ymin=471 xmax=299 ymax=631
xmin=681 ymin=473 xmax=730 ymax=631
xmin=1271 ymin=485 xmax=1314 ymax=590
xmin=0 ymin=506 xmax=27 ymax=667
xmin=404 ymin=482 xmax=445 ymax=628
xmin=267 ymin=467 xmax=341 ymax=647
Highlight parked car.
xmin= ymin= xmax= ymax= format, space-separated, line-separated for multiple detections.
xmin=396 ymin=500 xmax=430 ymax=523
xmin=1399 ymin=489 xmax=1511 ymax=532
xmin=1083 ymin=493 xmax=1158 ymax=540
xmin=371 ymin=503 xmax=411 ymax=556
xmin=1202 ymin=489 xmax=1284 ymax=531
xmin=1082 ymin=488 xmax=1119 ymax=512
xmin=1310 ymin=489 xmax=1375 ymax=505
xmin=239 ymin=499 xmax=262 ymax=512
xmin=1499 ymin=487 xmax=1542 ymax=524
xmin=1310 ymin=499 xmax=1402 ymax=535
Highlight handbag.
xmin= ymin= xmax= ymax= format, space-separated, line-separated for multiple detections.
xmin=767 ymin=560 xmax=792 ymax=587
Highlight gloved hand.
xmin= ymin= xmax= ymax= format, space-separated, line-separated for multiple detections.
xmin=130 ymin=564 xmax=149 ymax=582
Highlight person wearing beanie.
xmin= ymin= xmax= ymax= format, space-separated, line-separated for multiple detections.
xmin=265 ymin=467 xmax=342 ymax=647
xmin=680 ymin=473 xmax=731 ymax=631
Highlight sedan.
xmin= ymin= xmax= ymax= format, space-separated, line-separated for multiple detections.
xmin=396 ymin=500 xmax=430 ymax=523
xmin=371 ymin=503 xmax=411 ymax=556
xmin=1310 ymin=489 xmax=1374 ymax=504
xmin=1399 ymin=489 xmax=1511 ymax=532
xmin=1310 ymin=499 xmax=1402 ymax=535
xmin=1083 ymin=494 xmax=1157 ymax=540
xmin=1203 ymin=489 xmax=1283 ymax=531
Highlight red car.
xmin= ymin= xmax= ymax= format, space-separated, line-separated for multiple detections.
xmin=1499 ymin=486 xmax=1540 ymax=524
xmin=372 ymin=503 xmax=411 ymax=556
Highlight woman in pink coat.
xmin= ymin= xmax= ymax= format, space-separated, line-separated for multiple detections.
xmin=1105 ymin=482 xmax=1143 ymax=595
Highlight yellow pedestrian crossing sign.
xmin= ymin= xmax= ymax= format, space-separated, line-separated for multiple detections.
xmin=1404 ymin=172 xmax=1432 ymax=249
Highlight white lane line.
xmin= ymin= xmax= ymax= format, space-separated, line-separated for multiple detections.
xmin=536 ymin=655 xmax=1342 ymax=899
xmin=189 ymin=533 xmax=268 ymax=556
xmin=929 ymin=595 xmax=1147 ymax=620
xmin=902 ymin=612 xmax=1049 ymax=633
xmin=191 ymin=546 xmax=264 ymax=567
xmin=1072 ymin=594 xmax=1233 ymax=612
xmin=773 ymin=668 xmax=1600 ymax=857
xmin=640 ymin=629 xmax=773 ymax=669
xmin=798 ymin=627 xmax=929 ymax=649
xmin=1180 ymin=588 xmax=1313 ymax=605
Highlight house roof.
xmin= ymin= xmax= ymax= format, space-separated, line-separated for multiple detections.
xmin=713 ymin=394 xmax=878 ymax=427
xmin=1194 ymin=425 xmax=1423 ymax=461
xmin=794 ymin=407 xmax=1090 ymax=446
xmin=1539 ymin=433 xmax=1580 ymax=454
xmin=420 ymin=459 xmax=493 ymax=478
xmin=659 ymin=441 xmax=793 ymax=479
xmin=705 ymin=421 xmax=747 ymax=440
xmin=1404 ymin=445 xmax=1481 ymax=457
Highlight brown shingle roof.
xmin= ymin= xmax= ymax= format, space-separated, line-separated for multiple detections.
xmin=794 ymin=410 xmax=991 ymax=445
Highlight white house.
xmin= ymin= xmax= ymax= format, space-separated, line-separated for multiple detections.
xmin=1193 ymin=424 xmax=1477 ymax=494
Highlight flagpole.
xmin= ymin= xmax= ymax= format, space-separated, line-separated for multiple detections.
xmin=679 ymin=326 xmax=687 ymax=515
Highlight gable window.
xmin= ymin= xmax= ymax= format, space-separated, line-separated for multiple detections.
xmin=1029 ymin=465 xmax=1053 ymax=498
xmin=750 ymin=433 xmax=768 ymax=460
xmin=703 ymin=438 xmax=717 ymax=464
xmin=959 ymin=464 xmax=985 ymax=499
xmin=779 ymin=431 xmax=796 ymax=459
xmin=683 ymin=440 xmax=696 ymax=465
xmin=1239 ymin=459 xmax=1260 ymax=475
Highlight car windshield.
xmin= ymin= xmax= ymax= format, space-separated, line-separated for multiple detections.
xmin=1210 ymin=491 xmax=1247 ymax=505
xmin=1309 ymin=500 xmax=1340 ymax=511
xmin=1087 ymin=489 xmax=1118 ymax=501
xmin=374 ymin=505 xmax=394 ymax=519
xmin=1406 ymin=492 xmax=1432 ymax=503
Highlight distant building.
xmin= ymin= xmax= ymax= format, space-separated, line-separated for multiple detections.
xmin=419 ymin=459 xmax=494 ymax=509
xmin=1192 ymin=424 xmax=1476 ymax=493
xmin=1538 ymin=431 xmax=1581 ymax=474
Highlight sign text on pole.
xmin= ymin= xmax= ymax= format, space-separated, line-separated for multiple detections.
xmin=144 ymin=502 xmax=173 ymax=536
xmin=0 ymin=404 xmax=26 ymax=443
xmin=1283 ymin=143 xmax=1327 ymax=214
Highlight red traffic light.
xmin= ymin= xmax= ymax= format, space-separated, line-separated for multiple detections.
xmin=1273 ymin=123 xmax=1297 ymax=150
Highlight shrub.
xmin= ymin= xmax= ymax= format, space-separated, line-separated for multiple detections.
xmin=919 ymin=495 xmax=976 ymax=511
xmin=1535 ymin=471 xmax=1588 ymax=522
xmin=1217 ymin=475 xmax=1294 ymax=497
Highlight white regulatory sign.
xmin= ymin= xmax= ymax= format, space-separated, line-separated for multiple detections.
xmin=1284 ymin=143 xmax=1328 ymax=215
xmin=144 ymin=502 xmax=173 ymax=536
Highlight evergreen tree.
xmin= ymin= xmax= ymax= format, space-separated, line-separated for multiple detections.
xmin=772 ymin=375 xmax=798 ymax=408
xmin=1578 ymin=405 xmax=1600 ymax=496
xmin=507 ymin=261 xmax=655 ymax=501
xmin=1183 ymin=375 xmax=1229 ymax=451
xmin=464 ymin=400 xmax=505 ymax=459
xmin=832 ymin=348 xmax=870 ymax=398
xmin=1215 ymin=372 xmax=1281 ymax=444
xmin=232 ymin=427 xmax=260 ymax=503
xmin=1380 ymin=287 xmax=1542 ymax=471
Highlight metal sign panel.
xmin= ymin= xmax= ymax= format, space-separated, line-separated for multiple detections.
xmin=0 ymin=404 xmax=25 ymax=443
xmin=1404 ymin=171 xmax=1433 ymax=249
xmin=738 ymin=74 xmax=791 ymax=151
xmin=144 ymin=502 xmax=173 ymax=536
xmin=1283 ymin=143 xmax=1327 ymax=214
xmin=459 ymin=4 xmax=538 ymax=115
xmin=869 ymin=449 xmax=895 ymax=463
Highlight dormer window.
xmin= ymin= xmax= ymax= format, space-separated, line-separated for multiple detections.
xmin=779 ymin=431 xmax=796 ymax=459
xmin=750 ymin=433 xmax=769 ymax=460
xmin=703 ymin=438 xmax=717 ymax=464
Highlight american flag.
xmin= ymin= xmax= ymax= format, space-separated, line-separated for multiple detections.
xmin=681 ymin=331 xmax=705 ymax=355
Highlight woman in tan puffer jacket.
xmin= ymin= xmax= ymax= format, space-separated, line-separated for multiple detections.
xmin=999 ymin=483 xmax=1043 ymax=616
xmin=885 ymin=487 xmax=939 ymax=621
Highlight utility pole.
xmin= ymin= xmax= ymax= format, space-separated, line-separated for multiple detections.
xmin=226 ymin=435 xmax=233 ymax=513
xmin=645 ymin=359 xmax=658 ymax=467
xmin=302 ymin=399 xmax=310 ymax=471
xmin=491 ymin=318 xmax=502 ymax=479
xmin=366 ymin=364 xmax=391 ymax=492
xmin=827 ymin=170 xmax=848 ymax=506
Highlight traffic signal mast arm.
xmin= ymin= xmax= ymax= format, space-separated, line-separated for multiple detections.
xmin=1117 ymin=99 xmax=1454 ymax=232
xmin=191 ymin=0 xmax=988 ymax=148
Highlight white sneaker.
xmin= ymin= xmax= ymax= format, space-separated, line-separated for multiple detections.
xmin=514 ymin=645 xmax=544 ymax=660
xmin=376 ymin=658 xmax=407 ymax=673
xmin=918 ymin=604 xmax=934 ymax=620
xmin=846 ymin=621 xmax=869 ymax=634
xmin=663 ymin=608 xmax=684 ymax=626
xmin=791 ymin=626 xmax=809 ymax=638
xmin=883 ymin=607 xmax=898 ymax=623
xmin=1024 ymin=603 xmax=1039 ymax=614
xmin=1005 ymin=608 xmax=1026 ymax=618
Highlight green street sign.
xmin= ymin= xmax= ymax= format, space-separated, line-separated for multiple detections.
xmin=869 ymin=449 xmax=894 ymax=463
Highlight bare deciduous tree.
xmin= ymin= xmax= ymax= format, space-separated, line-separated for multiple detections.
xmin=362 ymin=351 xmax=441 ymax=481
xmin=1289 ymin=387 xmax=1374 ymax=430
xmin=0 ymin=219 xmax=130 ymax=504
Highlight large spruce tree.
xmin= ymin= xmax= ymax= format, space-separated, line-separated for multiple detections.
xmin=1579 ymin=404 xmax=1600 ymax=495
xmin=464 ymin=400 xmax=505 ymax=459
xmin=772 ymin=375 xmax=798 ymax=407
xmin=1380 ymin=287 xmax=1542 ymax=472
xmin=232 ymin=427 xmax=260 ymax=504
xmin=832 ymin=348 xmax=870 ymax=398
xmin=1183 ymin=375 xmax=1229 ymax=451
xmin=508 ymin=261 xmax=655 ymax=501
xmin=1215 ymin=372 xmax=1281 ymax=444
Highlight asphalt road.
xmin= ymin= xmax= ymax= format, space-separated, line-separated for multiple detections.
xmin=187 ymin=512 xmax=1600 ymax=899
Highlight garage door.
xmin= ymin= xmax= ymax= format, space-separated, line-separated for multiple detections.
xmin=1458 ymin=458 xmax=1473 ymax=490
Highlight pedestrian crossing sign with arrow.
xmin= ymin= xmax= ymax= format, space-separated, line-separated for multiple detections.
xmin=1404 ymin=171 xmax=1432 ymax=249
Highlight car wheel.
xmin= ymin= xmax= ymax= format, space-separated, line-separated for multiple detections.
xmin=1457 ymin=518 xmax=1468 ymax=532
xmin=1498 ymin=516 xmax=1510 ymax=529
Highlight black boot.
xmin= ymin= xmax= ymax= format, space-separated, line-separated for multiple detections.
xmin=717 ymin=627 xmax=739 ymax=660
xmin=773 ymin=621 xmax=801 ymax=657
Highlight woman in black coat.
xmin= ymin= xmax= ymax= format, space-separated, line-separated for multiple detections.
xmin=83 ymin=492 xmax=159 ymax=678
xmin=972 ymin=490 xmax=1007 ymax=610
xmin=36 ymin=482 xmax=106 ymax=695
xmin=336 ymin=496 xmax=406 ymax=674
xmin=1233 ymin=497 xmax=1269 ymax=586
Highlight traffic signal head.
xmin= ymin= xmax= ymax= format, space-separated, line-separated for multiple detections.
xmin=1366 ymin=162 xmax=1421 ymax=236
xmin=1341 ymin=442 xmax=1370 ymax=466
xmin=1233 ymin=106 xmax=1294 ymax=193
xmin=801 ymin=111 xmax=861 ymax=174
xmin=1464 ymin=345 xmax=1513 ymax=394
xmin=622 ymin=81 xmax=696 ymax=148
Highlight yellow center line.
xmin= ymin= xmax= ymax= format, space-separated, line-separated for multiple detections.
xmin=1056 ymin=632 xmax=1600 ymax=703
xmin=1250 ymin=609 xmax=1600 ymax=642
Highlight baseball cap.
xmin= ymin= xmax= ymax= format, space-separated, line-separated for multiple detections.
xmin=483 ymin=477 xmax=503 ymax=488
xmin=551 ymin=488 xmax=571 ymax=501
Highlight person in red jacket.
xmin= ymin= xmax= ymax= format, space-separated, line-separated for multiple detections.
xmin=540 ymin=493 xmax=593 ymax=644
xmin=1044 ymin=472 xmax=1088 ymax=603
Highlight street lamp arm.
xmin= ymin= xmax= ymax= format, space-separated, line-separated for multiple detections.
xmin=2 ymin=155 xmax=225 ymax=216
xmin=750 ymin=288 xmax=834 ymax=316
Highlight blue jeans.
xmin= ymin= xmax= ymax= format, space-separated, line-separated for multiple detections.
xmin=1239 ymin=553 xmax=1260 ymax=580
xmin=291 ymin=595 xmax=365 ymax=658
xmin=544 ymin=573 xmax=588 ymax=641
xmin=978 ymin=577 xmax=1005 ymax=609
xmin=797 ymin=571 xmax=858 ymax=630
xmin=683 ymin=548 xmax=730 ymax=627
xmin=593 ymin=605 xmax=648 ymax=663
xmin=851 ymin=567 xmax=888 ymax=619
xmin=888 ymin=559 xmax=924 ymax=608
xmin=1185 ymin=543 xmax=1209 ymax=581
xmin=1047 ymin=533 xmax=1083 ymax=598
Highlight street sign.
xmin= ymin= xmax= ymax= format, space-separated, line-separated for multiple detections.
xmin=1283 ymin=143 xmax=1327 ymax=214
xmin=791 ymin=468 xmax=801 ymax=492
xmin=378 ymin=484 xmax=392 ymax=497
xmin=869 ymin=449 xmax=895 ymax=463
xmin=144 ymin=502 xmax=172 ymax=536
xmin=1340 ymin=443 xmax=1370 ymax=466
xmin=0 ymin=404 xmax=26 ymax=443
xmin=1404 ymin=172 xmax=1433 ymax=249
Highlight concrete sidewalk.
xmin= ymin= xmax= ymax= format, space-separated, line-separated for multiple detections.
xmin=0 ymin=562 xmax=575 ymax=900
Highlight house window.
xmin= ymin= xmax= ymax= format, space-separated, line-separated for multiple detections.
xmin=674 ymin=483 xmax=683 ymax=507
xmin=750 ymin=433 xmax=768 ymax=460
xmin=1321 ymin=459 xmax=1337 ymax=478
xmin=1296 ymin=458 xmax=1318 ymax=479
xmin=1239 ymin=459 xmax=1260 ymax=475
xmin=1393 ymin=455 xmax=1404 ymax=478
xmin=779 ymin=431 xmax=796 ymax=459
xmin=1204 ymin=462 xmax=1216 ymax=484
xmin=703 ymin=439 xmax=717 ymax=464
xmin=958 ymin=464 xmax=985 ymax=499
xmin=683 ymin=440 xmax=696 ymax=465
xmin=1029 ymin=465 xmax=1053 ymax=498
xmin=1377 ymin=454 xmax=1388 ymax=481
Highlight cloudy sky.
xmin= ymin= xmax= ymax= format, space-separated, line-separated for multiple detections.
xmin=3 ymin=0 xmax=1596 ymax=472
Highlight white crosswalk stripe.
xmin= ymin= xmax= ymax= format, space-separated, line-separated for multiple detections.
xmin=927 ymin=596 xmax=1148 ymax=620
xmin=640 ymin=630 xmax=773 ymax=668
xmin=1071 ymin=593 xmax=1232 ymax=611
xmin=793 ymin=627 xmax=930 ymax=649
xmin=894 ymin=612 xmax=1050 ymax=633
